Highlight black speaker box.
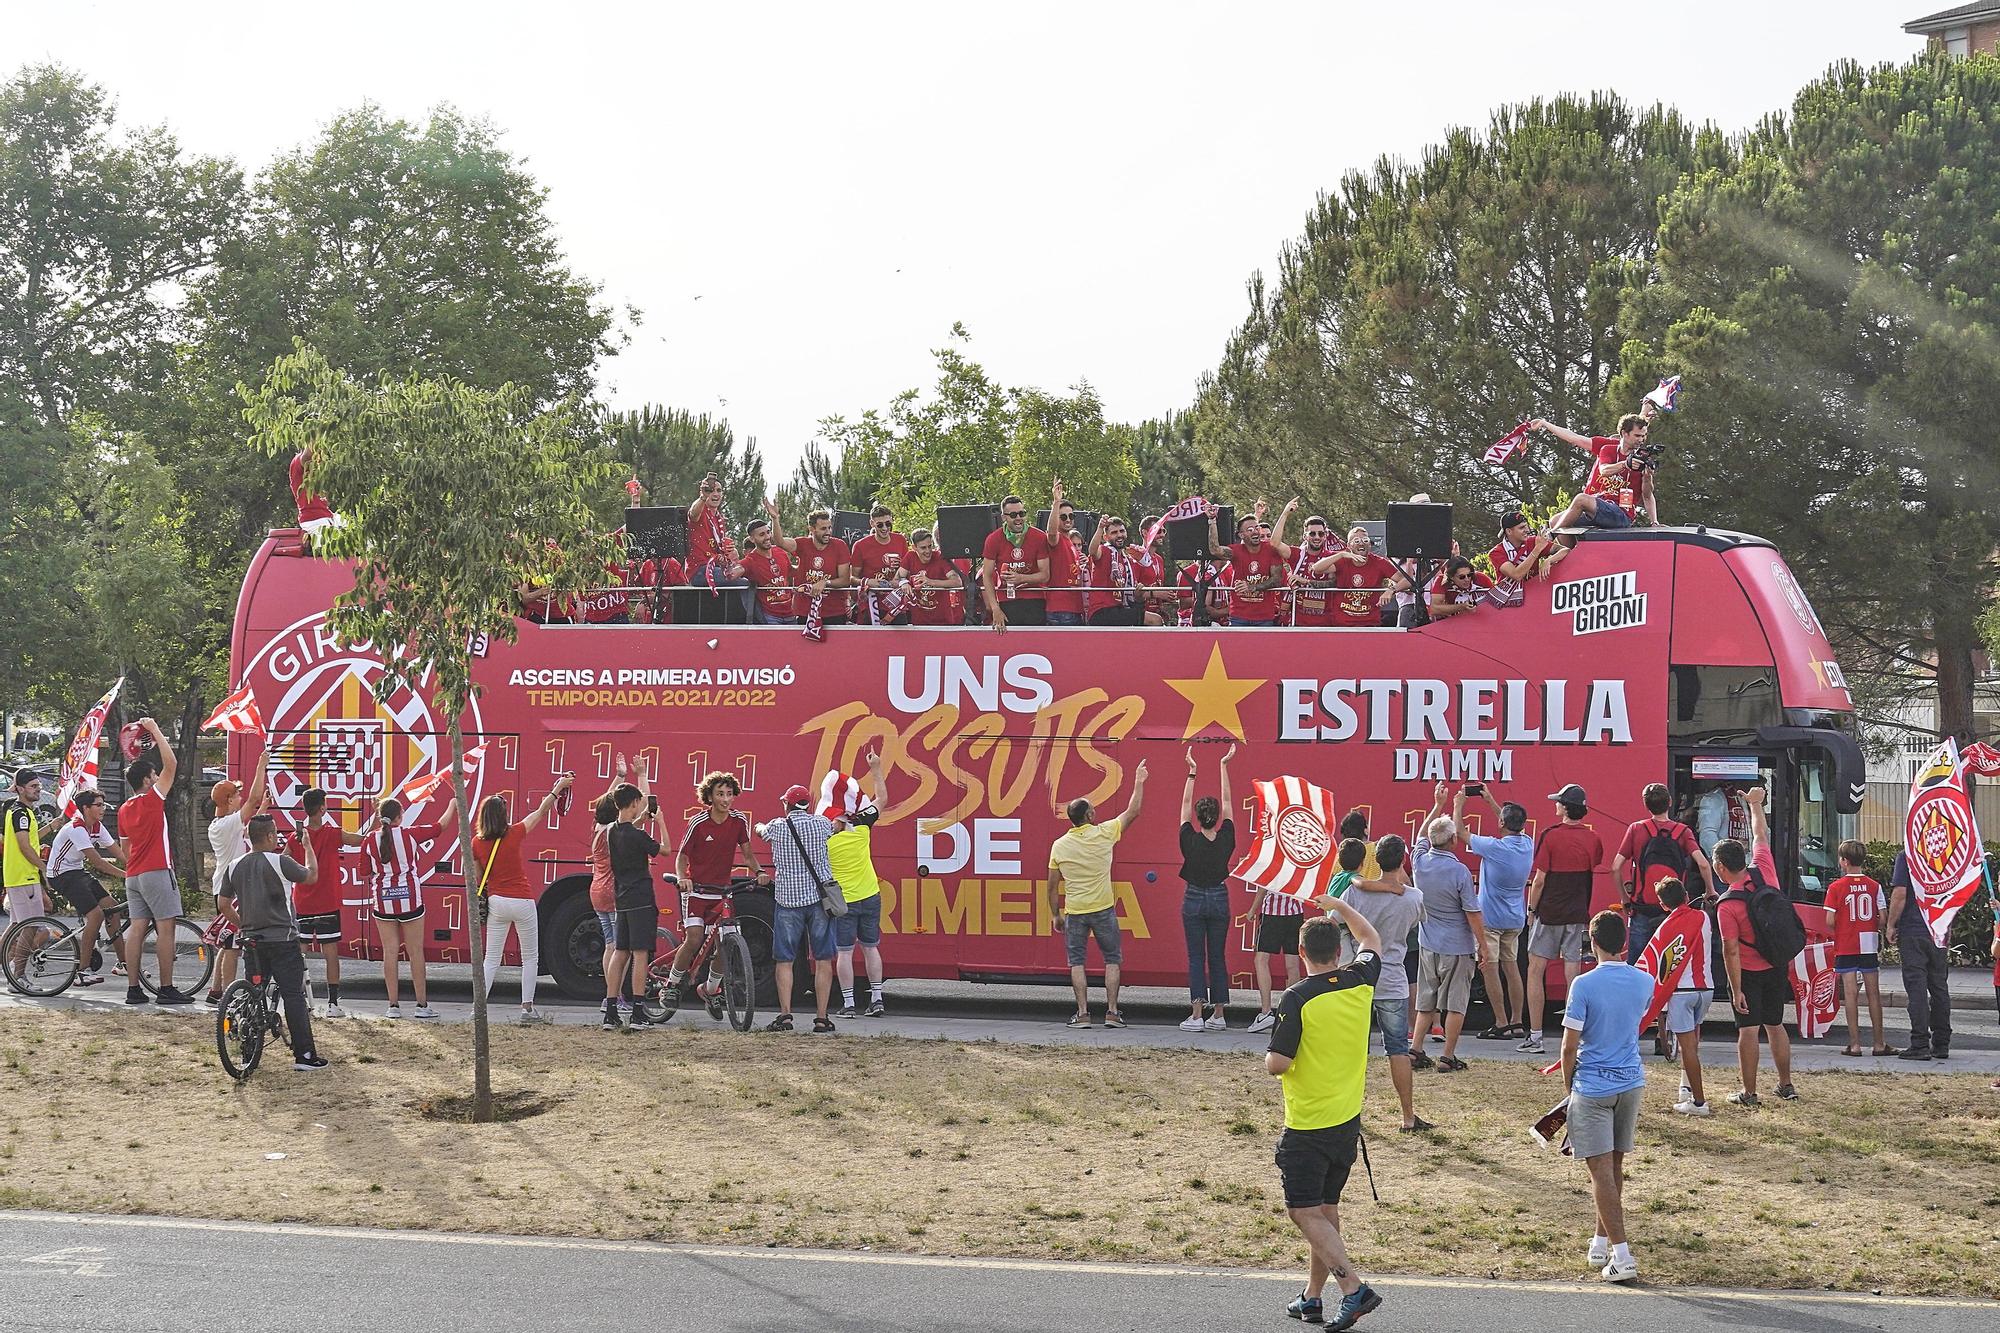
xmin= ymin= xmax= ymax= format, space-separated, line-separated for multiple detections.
xmin=1167 ymin=505 xmax=1233 ymax=560
xmin=831 ymin=510 xmax=871 ymax=546
xmin=935 ymin=504 xmax=1001 ymax=561
xmin=624 ymin=506 xmax=688 ymax=562
xmin=1038 ymin=509 xmax=1100 ymax=545
xmin=1385 ymin=502 xmax=1453 ymax=560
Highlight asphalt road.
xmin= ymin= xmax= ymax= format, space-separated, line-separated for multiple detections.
xmin=0 ymin=1210 xmax=1992 ymax=1333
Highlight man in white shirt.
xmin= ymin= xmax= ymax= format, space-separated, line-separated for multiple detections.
xmin=204 ymin=750 xmax=268 ymax=1002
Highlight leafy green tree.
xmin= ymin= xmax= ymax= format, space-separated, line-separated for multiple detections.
xmin=1195 ymin=93 xmax=1716 ymax=546
xmin=1122 ymin=410 xmax=1206 ymax=522
xmin=607 ymin=405 xmax=768 ymax=536
xmin=243 ymin=342 xmax=619 ymax=1122
xmin=774 ymin=436 xmax=887 ymax=531
xmin=1008 ymin=383 xmax=1139 ymax=519
xmin=1613 ymin=54 xmax=2000 ymax=742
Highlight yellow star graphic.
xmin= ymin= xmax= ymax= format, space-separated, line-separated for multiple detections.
xmin=1166 ymin=643 xmax=1266 ymax=741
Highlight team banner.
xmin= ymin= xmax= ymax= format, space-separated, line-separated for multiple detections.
xmin=1634 ymin=906 xmax=1704 ymax=1034
xmin=201 ymin=683 xmax=265 ymax=735
xmin=1229 ymin=775 xmax=1341 ymax=902
xmin=819 ymin=769 xmax=869 ymax=819
xmin=1788 ymin=940 xmax=1839 ymax=1039
xmin=399 ymin=742 xmax=488 ymax=805
xmin=1904 ymin=738 xmax=1986 ymax=947
xmin=55 ymin=677 xmax=125 ymax=816
xmin=1961 ymin=740 xmax=2000 ymax=778
xmin=1643 ymin=375 xmax=1683 ymax=414
xmin=1143 ymin=496 xmax=1211 ymax=551
xmin=1483 ymin=420 xmax=1533 ymax=467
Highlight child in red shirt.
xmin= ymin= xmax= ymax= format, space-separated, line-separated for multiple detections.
xmin=1821 ymin=839 xmax=1891 ymax=1056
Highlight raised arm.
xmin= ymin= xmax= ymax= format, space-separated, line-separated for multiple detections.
xmin=1266 ymin=498 xmax=1298 ymax=558
xmin=243 ymin=748 xmax=269 ymax=818
xmin=1180 ymin=746 xmax=1196 ymax=825
xmin=1219 ymin=743 xmax=1234 ymax=817
xmin=1115 ymin=759 xmax=1148 ymax=833
xmin=1324 ymin=892 xmax=1382 ymax=958
xmin=141 ymin=717 xmax=176 ymax=794
xmin=1529 ymin=417 xmax=1595 ymax=451
xmin=763 ymin=499 xmax=799 ymax=555
xmin=437 ymin=795 xmax=460 ymax=832
xmin=864 ymin=748 xmax=889 ymax=819
xmin=521 ymin=773 xmax=572 ymax=832
xmin=1206 ymin=509 xmax=1230 ymax=559
xmin=296 ymin=819 xmax=320 ymax=886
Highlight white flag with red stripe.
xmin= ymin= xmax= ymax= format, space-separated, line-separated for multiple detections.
xmin=1483 ymin=420 xmax=1532 ymax=467
xmin=1228 ymin=776 xmax=1341 ymax=903
xmin=399 ymin=743 xmax=487 ymax=804
xmin=1788 ymin=940 xmax=1839 ymax=1039
xmin=1904 ymin=738 xmax=1986 ymax=947
xmin=201 ymin=683 xmax=265 ymax=735
xmin=1143 ymin=496 xmax=1211 ymax=552
xmin=56 ymin=678 xmax=124 ymax=817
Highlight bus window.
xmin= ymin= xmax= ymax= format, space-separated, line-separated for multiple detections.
xmin=1669 ymin=666 xmax=1784 ymax=737
xmin=1794 ymin=755 xmax=1840 ymax=903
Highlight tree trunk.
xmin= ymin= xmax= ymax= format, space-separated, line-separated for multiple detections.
xmin=1935 ymin=603 xmax=1979 ymax=747
xmin=174 ymin=691 xmax=206 ymax=894
xmin=450 ymin=714 xmax=493 ymax=1123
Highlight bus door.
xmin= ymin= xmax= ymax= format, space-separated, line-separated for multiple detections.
xmin=1669 ymin=731 xmax=1861 ymax=904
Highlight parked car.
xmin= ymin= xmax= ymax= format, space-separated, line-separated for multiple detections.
xmin=0 ymin=766 xmax=62 ymax=833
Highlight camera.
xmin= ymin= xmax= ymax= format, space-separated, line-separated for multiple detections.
xmin=1628 ymin=440 xmax=1667 ymax=472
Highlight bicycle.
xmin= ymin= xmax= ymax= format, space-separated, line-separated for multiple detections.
xmin=136 ymin=917 xmax=216 ymax=997
xmin=638 ymin=876 xmax=757 ymax=1032
xmin=215 ymin=940 xmax=289 ymax=1082
xmin=0 ymin=913 xmax=123 ymax=996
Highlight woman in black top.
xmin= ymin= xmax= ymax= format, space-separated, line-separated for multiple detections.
xmin=1178 ymin=743 xmax=1237 ymax=1032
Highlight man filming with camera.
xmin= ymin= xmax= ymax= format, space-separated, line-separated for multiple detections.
xmin=1532 ymin=411 xmax=1663 ymax=531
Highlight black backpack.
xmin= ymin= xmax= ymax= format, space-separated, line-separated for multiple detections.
xmin=1631 ymin=819 xmax=1693 ymax=910
xmin=1720 ymin=868 xmax=1805 ymax=968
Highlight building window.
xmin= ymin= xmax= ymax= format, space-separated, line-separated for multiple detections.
xmin=1944 ymin=26 xmax=1971 ymax=56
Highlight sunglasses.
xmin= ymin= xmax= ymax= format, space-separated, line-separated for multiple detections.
xmin=872 ymin=520 xmax=893 ymax=530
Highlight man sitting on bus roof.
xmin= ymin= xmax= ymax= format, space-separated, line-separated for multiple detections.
xmin=1531 ymin=414 xmax=1661 ymax=531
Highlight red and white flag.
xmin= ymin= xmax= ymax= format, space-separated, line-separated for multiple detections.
xmin=1483 ymin=421 xmax=1532 ymax=467
xmin=201 ymin=683 xmax=265 ymax=735
xmin=1960 ymin=740 xmax=2000 ymax=778
xmin=399 ymin=743 xmax=488 ymax=805
xmin=1634 ymin=903 xmax=1712 ymax=1034
xmin=818 ymin=769 xmax=873 ymax=820
xmin=1144 ymin=496 xmax=1211 ymax=552
xmin=55 ymin=678 xmax=124 ymax=816
xmin=1904 ymin=738 xmax=1986 ymax=948
xmin=1788 ymin=940 xmax=1839 ymax=1039
xmin=1228 ymin=776 xmax=1341 ymax=903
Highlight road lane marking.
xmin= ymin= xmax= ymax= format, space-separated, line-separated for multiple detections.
xmin=0 ymin=1211 xmax=1988 ymax=1310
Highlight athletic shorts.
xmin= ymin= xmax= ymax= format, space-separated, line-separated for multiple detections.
xmin=1528 ymin=920 xmax=1586 ymax=962
xmin=682 ymin=888 xmax=727 ymax=931
xmin=1255 ymin=912 xmax=1303 ymax=956
xmin=998 ymin=600 xmax=1046 ymax=628
xmin=1063 ymin=906 xmax=1122 ymax=967
xmin=50 ymin=869 xmax=109 ymax=916
xmin=613 ymin=904 xmax=659 ymax=952
xmin=1371 ymin=996 xmax=1411 ymax=1058
xmin=1735 ymin=966 xmax=1789 ymax=1029
xmin=1834 ymin=953 xmax=1879 ymax=975
xmin=374 ymin=904 xmax=425 ymax=923
xmin=297 ymin=912 xmax=342 ymax=943
xmin=1415 ymin=950 xmax=1475 ymax=1014
xmin=124 ymin=869 xmax=181 ymax=922
xmin=1663 ymin=990 xmax=1708 ymax=1036
xmin=1274 ymin=1118 xmax=1361 ymax=1210
xmin=4 ymin=884 xmax=45 ymax=922
xmin=834 ymin=892 xmax=882 ymax=948
xmin=1568 ymin=1087 xmax=1640 ymax=1159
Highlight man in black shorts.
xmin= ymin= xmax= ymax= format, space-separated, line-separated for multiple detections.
xmin=1265 ymin=901 xmax=1386 ymax=1330
xmin=45 ymin=791 xmax=127 ymax=982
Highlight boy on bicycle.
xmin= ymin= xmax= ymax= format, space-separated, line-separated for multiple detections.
xmin=46 ymin=790 xmax=128 ymax=984
xmin=226 ymin=814 xmax=325 ymax=1071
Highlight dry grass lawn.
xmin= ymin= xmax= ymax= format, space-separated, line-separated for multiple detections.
xmin=1 ymin=1007 xmax=1996 ymax=1296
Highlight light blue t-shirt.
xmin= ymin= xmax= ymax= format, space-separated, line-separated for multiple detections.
xmin=1561 ymin=962 xmax=1654 ymax=1099
xmin=1412 ymin=837 xmax=1479 ymax=957
xmin=1466 ymin=831 xmax=1532 ymax=930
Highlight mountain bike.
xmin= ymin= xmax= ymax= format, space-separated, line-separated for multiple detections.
xmin=215 ymin=941 xmax=288 ymax=1082
xmin=135 ymin=917 xmax=216 ymax=997
xmin=639 ymin=877 xmax=757 ymax=1032
xmin=0 ymin=913 xmax=122 ymax=996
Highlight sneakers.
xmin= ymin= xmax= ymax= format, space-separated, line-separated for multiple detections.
xmin=1066 ymin=1012 xmax=1091 ymax=1028
xmin=1933 ymin=1048 xmax=1952 ymax=1062
xmin=1409 ymin=1052 xmax=1435 ymax=1071
xmin=864 ymin=999 xmax=885 ymax=1018
xmin=1775 ymin=1083 xmax=1799 ymax=1101
xmin=204 ymin=991 xmax=223 ymax=1006
xmin=1329 ymin=1282 xmax=1382 ymax=1330
xmin=600 ymin=1008 xmax=622 ymax=1031
xmin=153 ymin=986 xmax=195 ymax=1006
xmin=1179 ymin=1015 xmax=1207 ymax=1032
xmin=705 ymin=987 xmax=726 ymax=1021
xmin=1248 ymin=1011 xmax=1277 ymax=1034
xmin=1285 ymin=1291 xmax=1324 ymax=1324
xmin=324 ymin=1003 xmax=346 ymax=1020
xmin=1898 ymin=1046 xmax=1933 ymax=1061
xmin=125 ymin=986 xmax=148 ymax=1006
xmin=1726 ymin=1090 xmax=1761 ymax=1108
xmin=837 ymin=1005 xmax=859 ymax=1020
xmin=1678 ymin=1082 xmax=1692 ymax=1104
xmin=1103 ymin=1010 xmax=1127 ymax=1029
xmin=384 ymin=1003 xmax=402 ymax=1019
xmin=1517 ymin=1035 xmax=1545 ymax=1054
xmin=292 ymin=1053 xmax=330 ymax=1072
xmin=813 ymin=1016 xmax=837 ymax=1034
xmin=625 ymin=1009 xmax=654 ymax=1030
xmin=660 ymin=979 xmax=682 ymax=1011
xmin=1202 ymin=1013 xmax=1227 ymax=1032
xmin=764 ymin=1014 xmax=795 ymax=1033
xmin=412 ymin=1004 xmax=438 ymax=1020
xmin=1588 ymin=1237 xmax=1609 ymax=1266
xmin=518 ymin=1008 xmax=554 ymax=1025
xmin=1672 ymin=1099 xmax=1712 ymax=1117
xmin=1601 ymin=1257 xmax=1639 ymax=1283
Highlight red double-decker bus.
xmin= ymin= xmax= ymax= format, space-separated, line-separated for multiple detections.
xmin=227 ymin=524 xmax=1861 ymax=999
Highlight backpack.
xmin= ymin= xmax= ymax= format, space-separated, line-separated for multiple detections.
xmin=1632 ymin=820 xmax=1693 ymax=910
xmin=1720 ymin=868 xmax=1805 ymax=968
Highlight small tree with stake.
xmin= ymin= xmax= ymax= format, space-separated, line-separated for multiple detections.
xmin=241 ymin=341 xmax=618 ymax=1122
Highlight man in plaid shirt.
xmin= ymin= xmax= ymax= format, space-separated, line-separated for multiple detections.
xmin=758 ymin=785 xmax=843 ymax=1034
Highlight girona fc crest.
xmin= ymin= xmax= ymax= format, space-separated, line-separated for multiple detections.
xmin=1276 ymin=805 xmax=1331 ymax=867
xmin=1910 ymin=788 xmax=1974 ymax=885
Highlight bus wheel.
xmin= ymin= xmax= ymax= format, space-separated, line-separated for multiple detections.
xmin=543 ymin=891 xmax=605 ymax=1001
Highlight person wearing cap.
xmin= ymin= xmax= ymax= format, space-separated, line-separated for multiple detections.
xmin=758 ymin=784 xmax=843 ymax=1034
xmin=1519 ymin=782 xmax=1604 ymax=1055
xmin=3 ymin=767 xmax=51 ymax=973
xmin=45 ymin=789 xmax=128 ymax=982
xmin=203 ymin=749 xmax=269 ymax=1003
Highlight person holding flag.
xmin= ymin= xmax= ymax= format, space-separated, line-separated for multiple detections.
xmin=1635 ymin=877 xmax=1714 ymax=1116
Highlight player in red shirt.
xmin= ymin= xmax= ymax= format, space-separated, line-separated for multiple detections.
xmin=980 ymin=494 xmax=1052 ymax=631
xmin=1533 ymin=413 xmax=1661 ymax=530
xmin=1284 ymin=515 xmax=1341 ymax=626
xmin=665 ymin=772 xmax=769 ymax=1011
xmin=768 ymin=503 xmax=854 ymax=627
xmin=1485 ymin=512 xmax=1566 ymax=609
xmin=1423 ymin=557 xmax=1495 ymax=618
xmin=1713 ymin=786 xmax=1793 ymax=1104
xmin=739 ymin=518 xmax=798 ymax=625
xmin=850 ymin=505 xmax=914 ymax=626
xmin=1084 ymin=516 xmax=1164 ymax=626
xmin=905 ymin=528 xmax=965 ymax=626
xmin=1310 ymin=526 xmax=1396 ymax=628
xmin=1822 ymin=839 xmax=1892 ymax=1056
xmin=1206 ymin=498 xmax=1296 ymax=627
xmin=117 ymin=718 xmax=195 ymax=1004
xmin=1042 ymin=478 xmax=1087 ymax=626
xmin=686 ymin=474 xmax=751 ymax=620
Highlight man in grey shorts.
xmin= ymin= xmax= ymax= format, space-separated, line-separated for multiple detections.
xmin=1408 ymin=785 xmax=1486 ymax=1073
xmin=1560 ymin=910 xmax=1652 ymax=1284
xmin=116 ymin=721 xmax=195 ymax=1006
xmin=1333 ymin=836 xmax=1433 ymax=1132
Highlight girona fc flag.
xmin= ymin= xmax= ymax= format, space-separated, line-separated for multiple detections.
xmin=1635 ymin=904 xmax=1709 ymax=1034
xmin=400 ymin=743 xmax=487 ymax=804
xmin=56 ymin=677 xmax=124 ymax=816
xmin=1904 ymin=738 xmax=1986 ymax=948
xmin=1788 ymin=941 xmax=1839 ymax=1039
xmin=1229 ymin=776 xmax=1341 ymax=903
xmin=200 ymin=683 xmax=265 ymax=735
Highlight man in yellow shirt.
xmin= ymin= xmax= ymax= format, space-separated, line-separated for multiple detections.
xmin=826 ymin=749 xmax=889 ymax=1018
xmin=1046 ymin=760 xmax=1147 ymax=1029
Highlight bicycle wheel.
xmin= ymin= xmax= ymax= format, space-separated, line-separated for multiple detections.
xmin=138 ymin=918 xmax=214 ymax=996
xmin=216 ymin=980 xmax=266 ymax=1081
xmin=1 ymin=918 xmax=81 ymax=997
xmin=720 ymin=930 xmax=755 ymax=1033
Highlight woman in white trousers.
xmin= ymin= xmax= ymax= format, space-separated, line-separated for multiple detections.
xmin=469 ymin=776 xmax=572 ymax=1023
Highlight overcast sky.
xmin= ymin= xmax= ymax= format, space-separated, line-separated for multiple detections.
xmin=15 ymin=2 xmax=1921 ymax=479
